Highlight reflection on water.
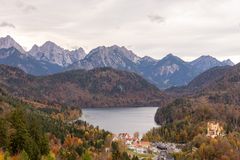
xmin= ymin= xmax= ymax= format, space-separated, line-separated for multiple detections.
xmin=80 ymin=107 xmax=159 ymax=136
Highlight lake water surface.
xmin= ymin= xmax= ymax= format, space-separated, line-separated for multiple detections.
xmin=80 ymin=107 xmax=159 ymax=136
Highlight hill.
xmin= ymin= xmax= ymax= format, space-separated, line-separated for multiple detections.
xmin=166 ymin=63 xmax=240 ymax=106
xmin=0 ymin=65 xmax=168 ymax=108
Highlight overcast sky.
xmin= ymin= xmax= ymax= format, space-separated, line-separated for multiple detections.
xmin=0 ymin=0 xmax=240 ymax=63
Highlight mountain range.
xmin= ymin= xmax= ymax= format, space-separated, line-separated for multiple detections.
xmin=0 ymin=35 xmax=235 ymax=89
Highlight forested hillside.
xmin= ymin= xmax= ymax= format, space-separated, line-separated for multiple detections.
xmin=0 ymin=65 xmax=168 ymax=108
xmin=0 ymin=88 xmax=140 ymax=160
xmin=167 ymin=63 xmax=240 ymax=106
xmin=143 ymin=98 xmax=240 ymax=159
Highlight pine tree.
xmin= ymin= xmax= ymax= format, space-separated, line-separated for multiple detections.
xmin=0 ymin=119 xmax=8 ymax=149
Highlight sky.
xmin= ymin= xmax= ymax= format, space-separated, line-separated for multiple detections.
xmin=0 ymin=0 xmax=240 ymax=63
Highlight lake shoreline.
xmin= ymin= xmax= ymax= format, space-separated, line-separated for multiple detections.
xmin=80 ymin=107 xmax=159 ymax=137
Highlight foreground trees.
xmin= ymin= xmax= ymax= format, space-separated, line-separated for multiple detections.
xmin=111 ymin=141 xmax=139 ymax=160
xmin=0 ymin=90 xmax=139 ymax=160
xmin=0 ymin=107 xmax=50 ymax=160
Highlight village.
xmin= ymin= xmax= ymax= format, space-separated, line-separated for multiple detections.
xmin=113 ymin=133 xmax=181 ymax=160
xmin=112 ymin=121 xmax=225 ymax=160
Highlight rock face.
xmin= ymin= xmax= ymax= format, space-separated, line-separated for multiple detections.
xmin=0 ymin=35 xmax=26 ymax=53
xmin=69 ymin=45 xmax=140 ymax=71
xmin=28 ymin=41 xmax=86 ymax=67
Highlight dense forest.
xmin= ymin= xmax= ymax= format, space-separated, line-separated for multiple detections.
xmin=0 ymin=88 xmax=140 ymax=160
xmin=143 ymin=98 xmax=240 ymax=159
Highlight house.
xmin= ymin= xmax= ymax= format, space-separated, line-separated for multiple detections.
xmin=139 ymin=141 xmax=150 ymax=148
xmin=206 ymin=121 xmax=224 ymax=138
xmin=118 ymin=133 xmax=131 ymax=140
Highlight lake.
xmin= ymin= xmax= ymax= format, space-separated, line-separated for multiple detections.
xmin=80 ymin=107 xmax=159 ymax=136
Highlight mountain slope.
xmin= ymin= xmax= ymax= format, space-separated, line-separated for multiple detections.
xmin=145 ymin=54 xmax=194 ymax=88
xmin=0 ymin=65 xmax=168 ymax=108
xmin=167 ymin=63 xmax=240 ymax=105
xmin=0 ymin=47 xmax=64 ymax=75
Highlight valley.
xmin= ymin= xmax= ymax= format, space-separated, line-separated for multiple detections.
xmin=2 ymin=0 xmax=240 ymax=159
xmin=0 ymin=35 xmax=240 ymax=160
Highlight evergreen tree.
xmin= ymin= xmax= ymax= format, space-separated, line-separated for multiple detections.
xmin=111 ymin=142 xmax=121 ymax=160
xmin=0 ymin=119 xmax=8 ymax=149
xmin=9 ymin=108 xmax=29 ymax=154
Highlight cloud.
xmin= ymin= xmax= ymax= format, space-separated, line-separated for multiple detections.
xmin=16 ymin=0 xmax=37 ymax=13
xmin=0 ymin=22 xmax=15 ymax=28
xmin=1 ymin=0 xmax=240 ymax=63
xmin=23 ymin=5 xmax=37 ymax=13
xmin=148 ymin=14 xmax=165 ymax=23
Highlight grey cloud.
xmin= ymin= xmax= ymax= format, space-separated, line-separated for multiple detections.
xmin=16 ymin=0 xmax=37 ymax=13
xmin=148 ymin=14 xmax=165 ymax=23
xmin=23 ymin=5 xmax=37 ymax=13
xmin=0 ymin=22 xmax=15 ymax=28
xmin=1 ymin=0 xmax=239 ymax=63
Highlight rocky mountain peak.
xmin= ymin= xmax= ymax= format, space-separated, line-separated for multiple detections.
xmin=222 ymin=59 xmax=234 ymax=66
xmin=191 ymin=55 xmax=219 ymax=64
xmin=139 ymin=56 xmax=157 ymax=63
xmin=159 ymin=54 xmax=186 ymax=66
xmin=28 ymin=41 xmax=86 ymax=66
xmin=87 ymin=45 xmax=140 ymax=63
xmin=0 ymin=35 xmax=25 ymax=53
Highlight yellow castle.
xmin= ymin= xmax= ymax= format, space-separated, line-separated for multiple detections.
xmin=206 ymin=121 xmax=224 ymax=138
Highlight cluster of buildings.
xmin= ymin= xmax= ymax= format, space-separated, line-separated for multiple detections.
xmin=113 ymin=133 xmax=158 ymax=154
xmin=112 ymin=121 xmax=224 ymax=160
xmin=113 ymin=133 xmax=181 ymax=160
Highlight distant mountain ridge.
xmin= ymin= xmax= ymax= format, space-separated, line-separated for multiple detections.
xmin=0 ymin=35 xmax=235 ymax=89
